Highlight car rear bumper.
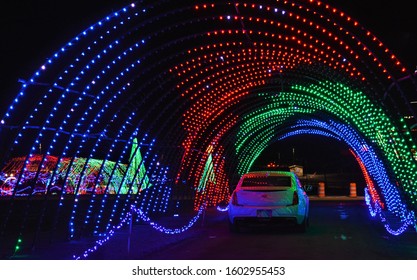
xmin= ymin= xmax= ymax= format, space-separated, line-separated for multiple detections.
xmin=228 ymin=205 xmax=305 ymax=225
xmin=233 ymin=216 xmax=298 ymax=227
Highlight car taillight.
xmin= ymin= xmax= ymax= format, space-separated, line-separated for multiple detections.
xmin=292 ymin=190 xmax=299 ymax=205
xmin=231 ymin=191 xmax=239 ymax=206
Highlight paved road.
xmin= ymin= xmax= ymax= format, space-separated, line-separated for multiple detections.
xmin=140 ymin=200 xmax=417 ymax=260
xmin=8 ymin=199 xmax=417 ymax=260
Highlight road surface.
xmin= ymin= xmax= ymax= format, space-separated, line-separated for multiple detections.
xmin=141 ymin=200 xmax=417 ymax=260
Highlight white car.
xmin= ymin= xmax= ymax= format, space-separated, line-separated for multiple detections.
xmin=228 ymin=171 xmax=309 ymax=232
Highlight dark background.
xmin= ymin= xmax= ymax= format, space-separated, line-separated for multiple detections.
xmin=1 ymin=1 xmax=416 ymax=99
xmin=1 ymin=0 xmax=416 ymax=174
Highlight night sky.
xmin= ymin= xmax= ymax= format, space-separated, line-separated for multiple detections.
xmin=1 ymin=1 xmax=417 ymax=96
xmin=1 ymin=0 xmax=132 ymax=105
xmin=1 ymin=0 xmax=416 ymax=174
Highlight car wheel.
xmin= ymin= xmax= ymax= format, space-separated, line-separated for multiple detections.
xmin=229 ymin=220 xmax=239 ymax=233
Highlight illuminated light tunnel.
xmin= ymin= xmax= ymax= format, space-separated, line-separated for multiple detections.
xmin=1 ymin=0 xmax=417 ymax=257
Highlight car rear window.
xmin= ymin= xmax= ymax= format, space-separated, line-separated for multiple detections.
xmin=241 ymin=175 xmax=292 ymax=189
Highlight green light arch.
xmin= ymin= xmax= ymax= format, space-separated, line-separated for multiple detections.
xmin=235 ymin=79 xmax=417 ymax=207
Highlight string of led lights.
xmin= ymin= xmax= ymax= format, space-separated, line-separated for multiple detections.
xmin=1 ymin=0 xmax=417 ymax=257
xmin=274 ymin=118 xmax=414 ymax=231
xmin=234 ymin=82 xmax=417 ymax=208
xmin=364 ymin=188 xmax=416 ymax=236
xmin=73 ymin=204 xmax=205 ymax=260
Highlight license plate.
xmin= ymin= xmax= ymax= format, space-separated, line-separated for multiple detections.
xmin=257 ymin=209 xmax=272 ymax=217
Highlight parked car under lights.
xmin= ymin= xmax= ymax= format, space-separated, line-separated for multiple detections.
xmin=228 ymin=171 xmax=309 ymax=232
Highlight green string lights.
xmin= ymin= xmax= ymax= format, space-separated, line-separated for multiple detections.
xmin=236 ymin=80 xmax=417 ymax=210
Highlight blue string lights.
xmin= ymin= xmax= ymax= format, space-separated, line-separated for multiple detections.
xmin=275 ymin=118 xmax=416 ymax=234
xmin=73 ymin=204 xmax=204 ymax=260
xmin=365 ymin=188 xmax=416 ymax=236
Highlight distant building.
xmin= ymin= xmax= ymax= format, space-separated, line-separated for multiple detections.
xmin=289 ymin=165 xmax=303 ymax=177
